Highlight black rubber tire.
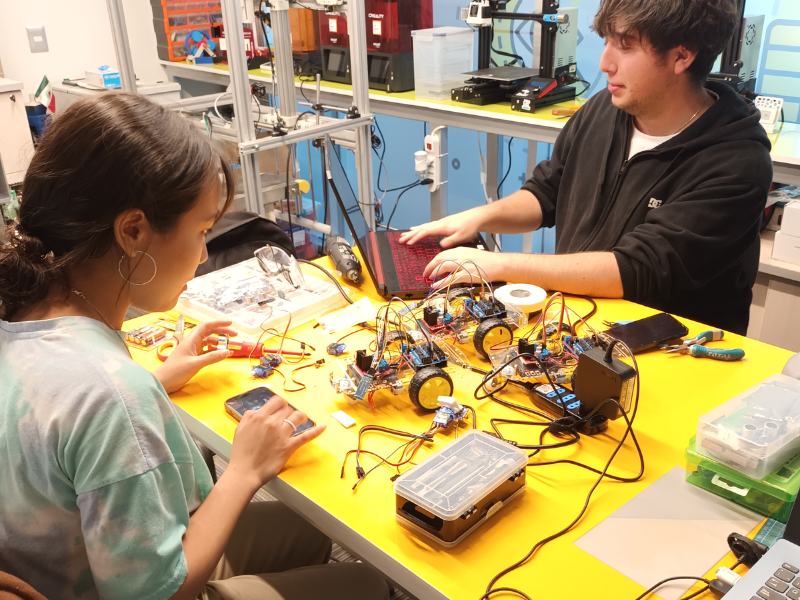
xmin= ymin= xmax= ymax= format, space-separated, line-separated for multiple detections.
xmin=473 ymin=317 xmax=514 ymax=359
xmin=447 ymin=287 xmax=475 ymax=302
xmin=408 ymin=367 xmax=453 ymax=411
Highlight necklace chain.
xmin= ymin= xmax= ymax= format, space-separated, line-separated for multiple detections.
xmin=71 ymin=289 xmax=116 ymax=331
xmin=675 ymin=106 xmax=702 ymax=135
xmin=675 ymin=91 xmax=711 ymax=135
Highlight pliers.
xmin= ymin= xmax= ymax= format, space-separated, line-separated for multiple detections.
xmin=665 ymin=329 xmax=745 ymax=362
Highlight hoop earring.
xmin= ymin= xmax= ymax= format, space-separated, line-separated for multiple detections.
xmin=119 ymin=251 xmax=157 ymax=286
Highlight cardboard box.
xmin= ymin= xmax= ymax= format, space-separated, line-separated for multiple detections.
xmin=85 ymin=66 xmax=121 ymax=89
xmin=782 ymin=201 xmax=800 ymax=238
xmin=772 ymin=230 xmax=800 ymax=266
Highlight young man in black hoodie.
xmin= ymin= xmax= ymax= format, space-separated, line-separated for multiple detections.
xmin=399 ymin=0 xmax=772 ymax=335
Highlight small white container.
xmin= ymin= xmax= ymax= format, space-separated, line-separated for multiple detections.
xmin=696 ymin=374 xmax=800 ymax=479
xmin=773 ymin=230 xmax=800 ymax=266
xmin=411 ymin=27 xmax=474 ymax=101
xmin=781 ymin=201 xmax=800 ymax=239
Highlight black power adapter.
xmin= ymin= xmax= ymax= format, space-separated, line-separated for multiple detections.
xmin=573 ymin=345 xmax=636 ymax=420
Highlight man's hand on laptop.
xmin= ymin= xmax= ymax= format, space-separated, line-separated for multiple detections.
xmin=398 ymin=212 xmax=480 ymax=248
xmin=423 ymin=247 xmax=506 ymax=289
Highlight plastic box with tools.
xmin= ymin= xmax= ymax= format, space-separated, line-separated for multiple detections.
xmin=696 ymin=374 xmax=800 ymax=480
xmin=394 ymin=430 xmax=527 ymax=548
xmin=686 ymin=437 xmax=800 ymax=523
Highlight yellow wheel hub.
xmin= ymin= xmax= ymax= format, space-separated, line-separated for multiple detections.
xmin=417 ymin=377 xmax=451 ymax=410
xmin=482 ymin=325 xmax=513 ymax=355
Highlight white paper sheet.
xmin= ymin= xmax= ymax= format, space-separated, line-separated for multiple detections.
xmin=574 ymin=466 xmax=761 ymax=600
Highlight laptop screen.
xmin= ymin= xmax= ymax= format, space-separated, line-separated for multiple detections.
xmin=323 ymin=137 xmax=384 ymax=289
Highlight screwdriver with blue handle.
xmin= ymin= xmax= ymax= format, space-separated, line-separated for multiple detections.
xmin=665 ymin=329 xmax=745 ymax=361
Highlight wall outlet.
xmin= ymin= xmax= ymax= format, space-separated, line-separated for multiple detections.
xmin=26 ymin=26 xmax=49 ymax=53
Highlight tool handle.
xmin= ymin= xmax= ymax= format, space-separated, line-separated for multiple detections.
xmin=696 ymin=329 xmax=724 ymax=344
xmin=689 ymin=345 xmax=744 ymax=361
xmin=224 ymin=340 xmax=259 ymax=358
xmin=324 ymin=235 xmax=361 ymax=283
xmin=156 ymin=339 xmax=177 ymax=362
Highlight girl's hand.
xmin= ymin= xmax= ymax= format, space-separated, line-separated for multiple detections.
xmin=228 ymin=392 xmax=326 ymax=488
xmin=154 ymin=320 xmax=238 ymax=394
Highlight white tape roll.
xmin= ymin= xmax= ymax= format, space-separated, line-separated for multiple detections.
xmin=494 ymin=284 xmax=548 ymax=313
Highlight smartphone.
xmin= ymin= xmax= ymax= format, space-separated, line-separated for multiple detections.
xmin=603 ymin=313 xmax=689 ymax=353
xmin=224 ymin=387 xmax=315 ymax=436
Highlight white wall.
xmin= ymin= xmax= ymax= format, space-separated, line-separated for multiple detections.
xmin=0 ymin=0 xmax=166 ymax=102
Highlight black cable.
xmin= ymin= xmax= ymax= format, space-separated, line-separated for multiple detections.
xmin=297 ymin=259 xmax=354 ymax=304
xmin=385 ymin=181 xmax=425 ymax=230
xmin=481 ymin=342 xmax=642 ymax=599
xmin=491 ymin=29 xmax=525 ymax=67
xmin=633 ymin=577 xmax=711 ymax=600
xmin=283 ymin=144 xmax=297 ymax=254
xmin=574 ymin=78 xmax=591 ymax=97
xmin=497 ymin=137 xmax=514 ymax=196
xmin=251 ymin=92 xmax=262 ymax=127
xmin=474 ymin=352 xmax=568 ymax=415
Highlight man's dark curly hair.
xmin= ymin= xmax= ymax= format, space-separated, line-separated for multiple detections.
xmin=593 ymin=0 xmax=740 ymax=83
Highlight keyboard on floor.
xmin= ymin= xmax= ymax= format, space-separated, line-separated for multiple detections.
xmin=751 ymin=562 xmax=800 ymax=599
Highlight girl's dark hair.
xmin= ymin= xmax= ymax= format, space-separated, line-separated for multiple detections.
xmin=0 ymin=92 xmax=234 ymax=319
xmin=593 ymin=0 xmax=739 ymax=84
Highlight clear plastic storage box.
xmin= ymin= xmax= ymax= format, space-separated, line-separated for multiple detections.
xmin=686 ymin=437 xmax=800 ymax=523
xmin=411 ymin=27 xmax=474 ymax=101
xmin=394 ymin=430 xmax=527 ymax=548
xmin=696 ymin=375 xmax=800 ymax=480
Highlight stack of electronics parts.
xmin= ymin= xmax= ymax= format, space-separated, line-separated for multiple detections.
xmin=685 ymin=375 xmax=800 ymax=522
xmin=177 ymin=253 xmax=346 ymax=336
xmin=394 ymin=430 xmax=527 ymax=547
xmin=364 ymin=0 xmax=432 ymax=92
xmin=290 ymin=7 xmax=321 ymax=76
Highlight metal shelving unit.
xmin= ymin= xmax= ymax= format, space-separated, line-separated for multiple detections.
xmin=104 ymin=0 xmax=374 ymax=226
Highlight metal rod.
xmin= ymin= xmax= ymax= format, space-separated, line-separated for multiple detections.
xmin=307 ymin=140 xmax=316 ymax=207
xmin=274 ymin=210 xmax=331 ymax=234
xmin=315 ymin=74 xmax=321 ymax=125
xmin=238 ymin=115 xmax=374 ymax=154
xmin=220 ymin=0 xmax=264 ymax=215
xmin=347 ymin=0 xmax=375 ymax=230
xmin=299 ymin=101 xmax=352 ymax=113
xmin=270 ymin=7 xmax=297 ymax=118
xmin=104 ymin=0 xmax=137 ymax=92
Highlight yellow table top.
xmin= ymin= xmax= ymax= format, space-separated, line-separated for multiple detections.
xmin=128 ymin=259 xmax=794 ymax=599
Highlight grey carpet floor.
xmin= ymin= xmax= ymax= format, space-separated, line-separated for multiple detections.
xmin=213 ymin=456 xmax=417 ymax=600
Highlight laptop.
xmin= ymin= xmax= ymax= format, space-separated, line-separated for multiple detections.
xmin=724 ymin=502 xmax=800 ymax=599
xmin=323 ymin=137 xmax=488 ymax=300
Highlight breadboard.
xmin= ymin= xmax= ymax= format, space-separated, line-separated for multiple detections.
xmin=177 ymin=257 xmax=347 ymax=337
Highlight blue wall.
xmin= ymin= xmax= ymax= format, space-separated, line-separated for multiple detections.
xmin=296 ymin=0 xmax=800 ymax=254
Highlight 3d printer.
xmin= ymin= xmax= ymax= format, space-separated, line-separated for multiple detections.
xmin=452 ymin=0 xmax=579 ymax=112
xmin=365 ymin=0 xmax=432 ymax=92
xmin=708 ymin=0 xmax=763 ymax=96
xmin=320 ymin=11 xmax=351 ymax=84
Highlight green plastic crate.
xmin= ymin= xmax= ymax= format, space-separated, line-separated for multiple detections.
xmin=686 ymin=437 xmax=800 ymax=523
